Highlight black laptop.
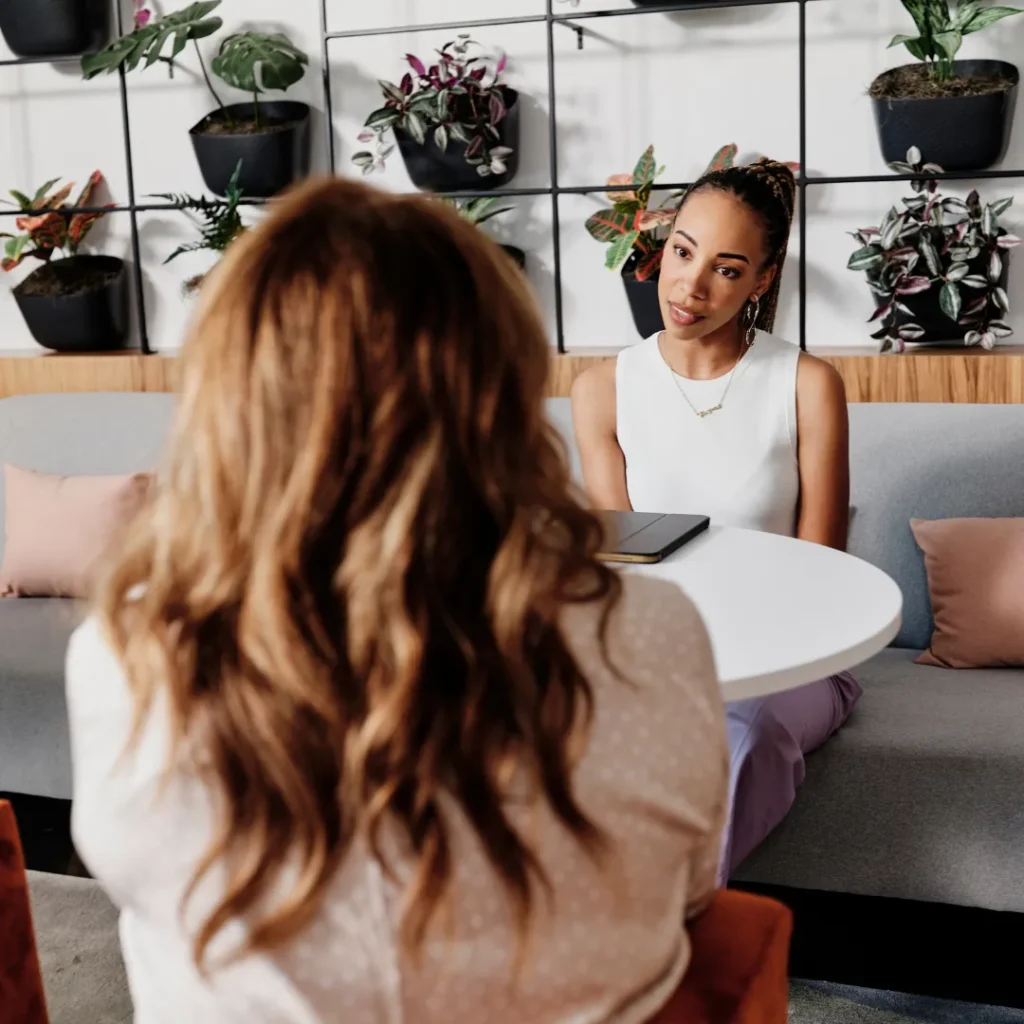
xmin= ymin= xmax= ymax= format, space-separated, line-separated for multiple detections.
xmin=596 ymin=511 xmax=710 ymax=564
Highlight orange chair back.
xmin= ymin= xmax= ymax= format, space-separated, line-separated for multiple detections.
xmin=649 ymin=889 xmax=792 ymax=1024
xmin=0 ymin=800 xmax=49 ymax=1024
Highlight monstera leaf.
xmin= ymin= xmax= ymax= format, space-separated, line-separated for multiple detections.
xmin=210 ymin=31 xmax=308 ymax=94
xmin=80 ymin=0 xmax=223 ymax=78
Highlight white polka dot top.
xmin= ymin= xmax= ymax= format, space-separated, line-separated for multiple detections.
xmin=65 ymin=575 xmax=727 ymax=1023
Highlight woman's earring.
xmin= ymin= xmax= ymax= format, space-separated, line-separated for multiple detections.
xmin=746 ymin=294 xmax=761 ymax=346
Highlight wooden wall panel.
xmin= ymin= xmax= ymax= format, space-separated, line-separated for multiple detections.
xmin=545 ymin=348 xmax=1024 ymax=403
xmin=0 ymin=353 xmax=179 ymax=399
xmin=0 ymin=348 xmax=1022 ymax=405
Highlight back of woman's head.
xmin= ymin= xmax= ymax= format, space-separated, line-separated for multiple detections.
xmin=96 ymin=177 xmax=619 ymax=968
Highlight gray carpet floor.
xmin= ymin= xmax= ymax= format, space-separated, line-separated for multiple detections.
xmin=24 ymin=870 xmax=1024 ymax=1023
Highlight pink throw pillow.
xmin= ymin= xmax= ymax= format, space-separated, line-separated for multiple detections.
xmin=911 ymin=516 xmax=1024 ymax=669
xmin=0 ymin=465 xmax=153 ymax=599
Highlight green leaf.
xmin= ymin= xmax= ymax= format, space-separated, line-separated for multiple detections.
xmin=81 ymin=1 xmax=223 ymax=79
xmin=404 ymin=112 xmax=426 ymax=144
xmin=632 ymin=145 xmax=656 ymax=186
xmin=704 ymin=143 xmax=738 ymax=173
xmin=364 ymin=106 xmax=397 ymax=128
xmin=946 ymin=261 xmax=970 ymax=282
xmin=919 ymin=235 xmax=941 ymax=275
xmin=939 ymin=281 xmax=962 ymax=321
xmin=990 ymin=250 xmax=1004 ymax=281
xmin=211 ymin=31 xmax=307 ymax=94
xmin=606 ymin=230 xmax=639 ymax=271
xmin=952 ymin=0 xmax=982 ymax=28
xmin=994 ymin=286 xmax=1010 ymax=311
xmin=935 ymin=28 xmax=963 ymax=57
xmin=963 ymin=6 xmax=1024 ymax=34
xmin=585 ymin=207 xmax=634 ymax=243
xmin=847 ymin=245 xmax=884 ymax=271
xmin=434 ymin=125 xmax=448 ymax=153
xmin=990 ymin=197 xmax=1014 ymax=217
xmin=961 ymin=274 xmax=989 ymax=288
xmin=7 ymin=190 xmax=31 ymax=209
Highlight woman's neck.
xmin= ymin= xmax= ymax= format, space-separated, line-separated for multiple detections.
xmin=658 ymin=318 xmax=748 ymax=381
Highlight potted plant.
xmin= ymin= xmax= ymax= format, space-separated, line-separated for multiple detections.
xmin=441 ymin=196 xmax=526 ymax=270
xmin=584 ymin=144 xmax=738 ymax=338
xmin=870 ymin=0 xmax=1022 ymax=171
xmin=81 ymin=0 xmax=310 ymax=199
xmin=0 ymin=0 xmax=109 ymax=58
xmin=847 ymin=148 xmax=1020 ymax=352
xmin=0 ymin=172 xmax=128 ymax=352
xmin=352 ymin=35 xmax=518 ymax=192
xmin=153 ymin=162 xmax=247 ymax=295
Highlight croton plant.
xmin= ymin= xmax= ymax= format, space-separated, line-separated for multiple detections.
xmin=0 ymin=172 xmax=111 ymax=271
xmin=847 ymin=147 xmax=1020 ymax=352
xmin=352 ymin=35 xmax=513 ymax=177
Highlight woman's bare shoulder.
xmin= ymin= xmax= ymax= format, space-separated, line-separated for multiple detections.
xmin=796 ymin=351 xmax=845 ymax=402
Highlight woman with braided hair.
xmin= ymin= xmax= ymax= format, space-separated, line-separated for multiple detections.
xmin=572 ymin=158 xmax=861 ymax=881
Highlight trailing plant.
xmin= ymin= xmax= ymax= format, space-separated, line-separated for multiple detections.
xmin=440 ymin=195 xmax=514 ymax=227
xmin=80 ymin=0 xmax=308 ymax=126
xmin=847 ymin=147 xmax=1020 ymax=352
xmin=584 ymin=144 xmax=738 ymax=281
xmin=889 ymin=0 xmax=1023 ymax=82
xmin=352 ymin=35 xmax=513 ymax=177
xmin=0 ymin=172 xmax=111 ymax=271
xmin=153 ymin=162 xmax=247 ymax=293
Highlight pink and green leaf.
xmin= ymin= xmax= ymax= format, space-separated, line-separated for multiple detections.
xmin=632 ymin=145 xmax=656 ymax=186
xmin=605 ymin=230 xmax=639 ymax=270
xmin=705 ymin=143 xmax=738 ymax=173
xmin=634 ymin=249 xmax=663 ymax=282
xmin=585 ymin=207 xmax=634 ymax=242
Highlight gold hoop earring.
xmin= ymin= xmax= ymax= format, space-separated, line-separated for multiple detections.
xmin=745 ymin=295 xmax=761 ymax=347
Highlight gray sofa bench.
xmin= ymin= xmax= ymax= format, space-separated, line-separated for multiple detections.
xmin=3 ymin=393 xmax=1024 ymax=920
xmin=547 ymin=398 xmax=1024 ymax=916
xmin=0 ymin=393 xmax=174 ymax=800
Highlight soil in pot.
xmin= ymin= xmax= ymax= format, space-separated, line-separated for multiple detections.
xmin=190 ymin=101 xmax=312 ymax=198
xmin=622 ymin=252 xmax=664 ymax=339
xmin=397 ymin=88 xmax=520 ymax=192
xmin=870 ymin=59 xmax=1019 ymax=171
xmin=13 ymin=255 xmax=128 ymax=352
xmin=0 ymin=0 xmax=109 ymax=58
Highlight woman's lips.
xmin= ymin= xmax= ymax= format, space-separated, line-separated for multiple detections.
xmin=668 ymin=303 xmax=705 ymax=327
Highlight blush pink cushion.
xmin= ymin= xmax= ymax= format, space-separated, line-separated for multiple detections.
xmin=911 ymin=516 xmax=1024 ymax=669
xmin=0 ymin=465 xmax=153 ymax=599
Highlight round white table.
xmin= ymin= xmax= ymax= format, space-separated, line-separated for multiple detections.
xmin=626 ymin=526 xmax=903 ymax=701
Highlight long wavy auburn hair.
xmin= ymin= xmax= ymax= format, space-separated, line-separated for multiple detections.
xmin=95 ymin=177 xmax=622 ymax=970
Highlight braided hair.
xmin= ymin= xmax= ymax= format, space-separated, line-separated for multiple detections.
xmin=677 ymin=158 xmax=796 ymax=335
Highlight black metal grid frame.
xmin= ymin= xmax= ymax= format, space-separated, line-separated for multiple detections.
xmin=3 ymin=0 xmax=1024 ymax=354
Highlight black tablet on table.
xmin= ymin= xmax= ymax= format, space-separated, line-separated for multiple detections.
xmin=596 ymin=511 xmax=710 ymax=564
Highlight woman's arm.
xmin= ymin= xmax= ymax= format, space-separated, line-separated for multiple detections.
xmin=794 ymin=354 xmax=850 ymax=551
xmin=570 ymin=360 xmax=632 ymax=511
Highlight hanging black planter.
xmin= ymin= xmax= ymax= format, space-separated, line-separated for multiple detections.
xmin=190 ymin=101 xmax=312 ymax=199
xmin=870 ymin=60 xmax=1019 ymax=172
xmin=0 ymin=0 xmax=109 ymax=58
xmin=396 ymin=89 xmax=520 ymax=193
xmin=869 ymin=256 xmax=1011 ymax=345
xmin=13 ymin=255 xmax=129 ymax=353
xmin=621 ymin=252 xmax=664 ymax=339
xmin=501 ymin=245 xmax=526 ymax=272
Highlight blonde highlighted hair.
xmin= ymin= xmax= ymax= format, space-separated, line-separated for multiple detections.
xmin=95 ymin=178 xmax=620 ymax=969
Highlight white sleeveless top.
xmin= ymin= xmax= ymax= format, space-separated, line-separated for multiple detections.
xmin=616 ymin=330 xmax=800 ymax=537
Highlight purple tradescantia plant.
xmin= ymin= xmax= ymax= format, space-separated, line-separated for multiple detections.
xmin=352 ymin=35 xmax=513 ymax=178
xmin=847 ymin=147 xmax=1021 ymax=353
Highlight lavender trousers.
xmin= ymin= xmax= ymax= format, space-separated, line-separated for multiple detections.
xmin=717 ymin=671 xmax=862 ymax=883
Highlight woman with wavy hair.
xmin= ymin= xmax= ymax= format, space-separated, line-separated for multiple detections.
xmin=67 ymin=178 xmax=726 ymax=1023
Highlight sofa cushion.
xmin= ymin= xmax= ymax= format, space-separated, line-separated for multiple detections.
xmin=846 ymin=404 xmax=1024 ymax=650
xmin=732 ymin=648 xmax=1024 ymax=912
xmin=0 ymin=393 xmax=174 ymax=566
xmin=0 ymin=599 xmax=83 ymax=799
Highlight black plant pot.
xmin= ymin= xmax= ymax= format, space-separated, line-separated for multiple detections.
xmin=501 ymin=245 xmax=526 ymax=271
xmin=871 ymin=60 xmax=1019 ymax=172
xmin=0 ymin=0 xmax=109 ymax=58
xmin=869 ymin=254 xmax=1011 ymax=345
xmin=621 ymin=254 xmax=664 ymax=339
xmin=396 ymin=89 xmax=520 ymax=192
xmin=190 ymin=101 xmax=311 ymax=199
xmin=13 ymin=255 xmax=128 ymax=353
xmin=631 ymin=0 xmax=727 ymax=5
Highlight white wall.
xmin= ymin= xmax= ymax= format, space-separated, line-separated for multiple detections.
xmin=2 ymin=0 xmax=1024 ymax=352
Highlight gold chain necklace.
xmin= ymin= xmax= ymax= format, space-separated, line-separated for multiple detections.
xmin=669 ymin=339 xmax=753 ymax=419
